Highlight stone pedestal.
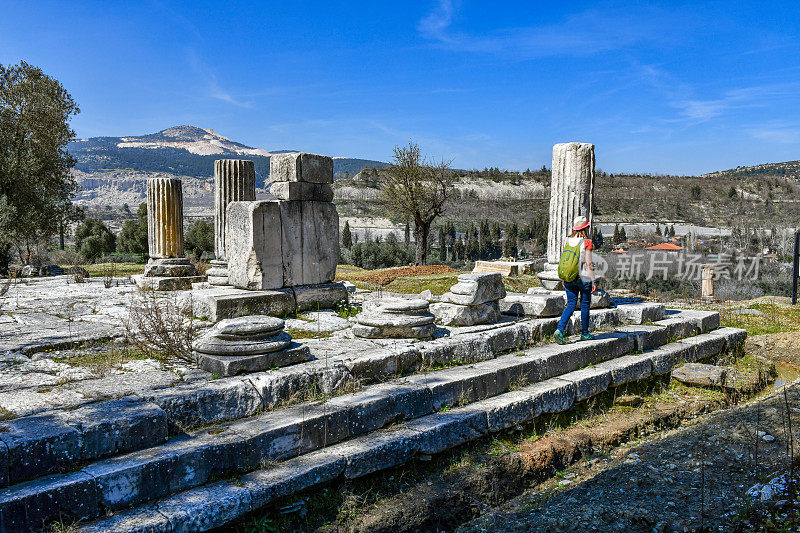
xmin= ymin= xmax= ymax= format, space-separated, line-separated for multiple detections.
xmin=537 ymin=142 xmax=595 ymax=288
xmin=430 ymin=273 xmax=505 ymax=326
xmin=354 ymin=298 xmax=436 ymax=339
xmin=193 ymin=316 xmax=310 ymax=376
xmin=701 ymin=265 xmax=715 ymax=300
xmin=210 ymin=159 xmax=257 ymax=285
xmin=185 ymin=281 xmax=349 ymax=322
xmin=138 ymin=177 xmax=200 ymax=290
xmin=226 ymin=200 xmax=339 ymax=290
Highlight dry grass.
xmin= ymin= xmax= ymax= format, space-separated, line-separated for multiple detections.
xmin=672 ymin=298 xmax=800 ymax=336
xmin=123 ymin=288 xmax=198 ymax=363
xmin=335 ymin=265 xmax=543 ymax=296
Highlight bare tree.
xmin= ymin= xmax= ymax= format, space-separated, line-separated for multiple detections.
xmin=380 ymin=141 xmax=453 ymax=265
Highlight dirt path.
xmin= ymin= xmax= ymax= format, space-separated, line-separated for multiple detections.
xmin=459 ymin=383 xmax=800 ymax=533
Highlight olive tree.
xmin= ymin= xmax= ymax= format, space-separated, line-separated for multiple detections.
xmin=380 ymin=141 xmax=453 ymax=265
xmin=0 ymin=61 xmax=79 ymax=268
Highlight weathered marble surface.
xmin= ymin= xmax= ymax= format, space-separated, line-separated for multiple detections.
xmin=269 ymin=152 xmax=334 ymax=184
xmin=269 ymin=181 xmax=334 ymax=202
xmin=225 ymin=200 xmax=338 ymax=290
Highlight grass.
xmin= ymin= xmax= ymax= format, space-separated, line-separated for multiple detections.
xmin=720 ymin=303 xmax=800 ymax=335
xmin=60 ymin=262 xmax=145 ymax=277
xmin=670 ymin=300 xmax=800 ymax=336
xmin=285 ymin=327 xmax=332 ymax=340
xmin=54 ymin=344 xmax=152 ymax=371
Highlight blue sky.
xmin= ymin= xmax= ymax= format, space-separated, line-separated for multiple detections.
xmin=2 ymin=0 xmax=800 ymax=174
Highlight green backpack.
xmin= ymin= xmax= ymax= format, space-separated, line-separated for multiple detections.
xmin=557 ymin=240 xmax=581 ymax=282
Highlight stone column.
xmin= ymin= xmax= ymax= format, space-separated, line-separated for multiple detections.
xmin=147 ymin=177 xmax=184 ymax=259
xmin=143 ymin=177 xmax=198 ymax=280
xmin=546 ymin=142 xmax=595 ymax=264
xmin=538 ymin=142 xmax=595 ymax=290
xmin=207 ymin=159 xmax=256 ymax=285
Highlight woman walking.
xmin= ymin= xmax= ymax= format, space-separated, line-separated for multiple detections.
xmin=553 ymin=215 xmax=596 ymax=344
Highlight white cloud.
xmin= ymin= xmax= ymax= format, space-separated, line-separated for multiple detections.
xmin=747 ymin=122 xmax=800 ymax=144
xmin=186 ymin=48 xmax=252 ymax=108
xmin=416 ymin=1 xmax=680 ymax=57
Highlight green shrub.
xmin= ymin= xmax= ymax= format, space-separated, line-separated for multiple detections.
xmin=185 ymin=220 xmax=214 ymax=257
xmin=75 ymin=218 xmax=115 ymax=262
xmin=345 ymin=239 xmax=414 ymax=269
xmin=117 ymin=203 xmax=148 ymax=258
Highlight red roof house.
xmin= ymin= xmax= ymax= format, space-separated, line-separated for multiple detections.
xmin=646 ymin=242 xmax=684 ymax=251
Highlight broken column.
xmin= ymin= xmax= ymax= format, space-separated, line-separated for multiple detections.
xmin=353 ymin=298 xmax=436 ymax=339
xmin=193 ymin=316 xmax=310 ymax=376
xmin=430 ymin=273 xmax=505 ymax=326
xmin=207 ymin=159 xmax=256 ymax=285
xmin=224 ymin=152 xmax=346 ymax=310
xmin=538 ymin=142 xmax=595 ymax=290
xmin=138 ymin=177 xmax=201 ymax=290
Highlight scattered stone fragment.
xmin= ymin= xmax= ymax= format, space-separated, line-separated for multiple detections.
xmin=671 ymin=362 xmax=728 ymax=387
xmin=615 ymin=394 xmax=644 ymax=407
xmin=431 ymin=273 xmax=505 ymax=326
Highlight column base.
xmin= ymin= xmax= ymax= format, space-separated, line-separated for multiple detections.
xmin=206 ymin=260 xmax=229 ymax=286
xmin=133 ymin=274 xmax=206 ymax=291
xmin=143 ymin=257 xmax=199 ymax=278
xmin=536 ymin=266 xmax=562 ymax=290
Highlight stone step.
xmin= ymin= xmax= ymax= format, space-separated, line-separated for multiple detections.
xmin=0 ymin=318 xmax=734 ymax=530
xmin=0 ymin=399 xmax=168 ymax=488
xmin=73 ymin=327 xmax=746 ymax=533
xmin=0 ymin=305 xmax=680 ymax=494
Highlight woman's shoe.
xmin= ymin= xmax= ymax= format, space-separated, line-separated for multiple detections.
xmin=554 ymin=330 xmax=566 ymax=344
xmin=580 ymin=333 xmax=595 ymax=341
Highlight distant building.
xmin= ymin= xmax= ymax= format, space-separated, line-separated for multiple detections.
xmin=646 ymin=242 xmax=684 ymax=251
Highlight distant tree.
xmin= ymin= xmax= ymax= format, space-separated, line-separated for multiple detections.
xmin=655 ymin=224 xmax=662 ymax=236
xmin=55 ymin=199 xmax=84 ymax=250
xmin=613 ymin=224 xmax=621 ymax=245
xmin=503 ymin=224 xmax=518 ymax=258
xmin=118 ymin=202 xmax=148 ymax=259
xmin=591 ymin=227 xmax=604 ymax=249
xmin=438 ymin=226 xmax=447 ymax=261
xmin=453 ymin=236 xmax=465 ymax=262
xmin=75 ymin=218 xmax=115 ymax=262
xmin=728 ymin=186 xmax=737 ymax=198
xmin=619 ymin=225 xmax=627 ymax=242
xmin=691 ymin=185 xmax=702 ymax=200
xmin=184 ymin=220 xmax=214 ymax=257
xmin=0 ymin=61 xmax=80 ymax=268
xmin=380 ymin=141 xmax=454 ymax=265
xmin=342 ymin=221 xmax=353 ymax=248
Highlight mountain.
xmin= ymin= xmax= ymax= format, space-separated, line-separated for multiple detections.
xmin=68 ymin=126 xmax=387 ymax=208
xmin=701 ymin=159 xmax=800 ymax=180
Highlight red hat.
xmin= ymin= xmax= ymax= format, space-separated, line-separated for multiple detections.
xmin=572 ymin=215 xmax=590 ymax=231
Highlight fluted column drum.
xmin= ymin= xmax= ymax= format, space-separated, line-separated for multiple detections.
xmin=147 ymin=177 xmax=185 ymax=259
xmin=546 ymin=142 xmax=595 ymax=264
xmin=214 ymin=159 xmax=256 ymax=261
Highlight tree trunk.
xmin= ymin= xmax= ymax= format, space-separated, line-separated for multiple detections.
xmin=59 ymin=220 xmax=65 ymax=250
xmin=413 ymin=220 xmax=430 ymax=266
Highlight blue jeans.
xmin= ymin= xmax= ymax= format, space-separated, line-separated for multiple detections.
xmin=556 ymin=279 xmax=592 ymax=336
